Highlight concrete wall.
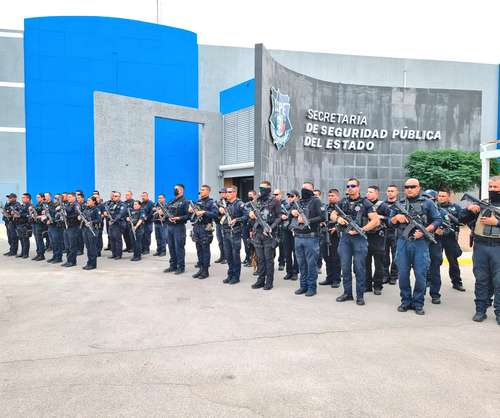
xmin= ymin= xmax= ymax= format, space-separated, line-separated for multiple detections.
xmin=255 ymin=45 xmax=482 ymax=192
xmin=199 ymin=45 xmax=498 ymax=142
xmin=94 ymin=92 xmax=222 ymax=199
xmin=0 ymin=30 xmax=25 ymax=199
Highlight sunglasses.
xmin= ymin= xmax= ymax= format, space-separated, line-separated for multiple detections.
xmin=346 ymin=184 xmax=358 ymax=189
xmin=273 ymin=193 xmax=279 ymax=196
xmin=404 ymin=185 xmax=418 ymax=189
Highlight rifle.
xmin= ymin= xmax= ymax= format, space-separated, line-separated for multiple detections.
xmin=324 ymin=206 xmax=331 ymax=256
xmin=58 ymin=202 xmax=69 ymax=229
xmin=42 ymin=202 xmax=54 ymax=224
xmin=290 ymin=201 xmax=311 ymax=232
xmin=461 ymin=193 xmax=500 ymax=217
xmin=127 ymin=207 xmax=137 ymax=241
xmin=393 ymin=201 xmax=437 ymax=244
xmin=28 ymin=205 xmax=37 ymax=223
xmin=188 ymin=200 xmax=203 ymax=223
xmin=220 ymin=199 xmax=233 ymax=233
xmin=153 ymin=203 xmax=167 ymax=225
xmin=333 ymin=204 xmax=368 ymax=240
xmin=103 ymin=202 xmax=116 ymax=223
xmin=76 ymin=205 xmax=96 ymax=237
xmin=249 ymin=200 xmax=272 ymax=236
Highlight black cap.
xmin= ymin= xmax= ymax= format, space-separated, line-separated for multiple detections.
xmin=287 ymin=190 xmax=299 ymax=197
xmin=6 ymin=193 xmax=17 ymax=198
xmin=219 ymin=188 xmax=227 ymax=193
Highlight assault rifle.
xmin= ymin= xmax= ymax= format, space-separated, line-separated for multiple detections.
xmin=76 ymin=205 xmax=96 ymax=237
xmin=393 ymin=201 xmax=437 ymax=244
xmin=289 ymin=201 xmax=311 ymax=232
xmin=461 ymin=193 xmax=500 ymax=217
xmin=126 ymin=207 xmax=137 ymax=241
xmin=249 ymin=201 xmax=272 ymax=236
xmin=333 ymin=204 xmax=368 ymax=240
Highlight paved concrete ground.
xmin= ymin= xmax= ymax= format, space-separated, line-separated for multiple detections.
xmin=1 ymin=229 xmax=499 ymax=417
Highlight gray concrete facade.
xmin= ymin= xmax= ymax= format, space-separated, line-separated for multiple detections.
xmin=255 ymin=44 xmax=483 ymax=192
xmin=94 ymin=92 xmax=222 ymax=198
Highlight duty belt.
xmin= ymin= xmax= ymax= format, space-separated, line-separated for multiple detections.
xmin=474 ymin=235 xmax=500 ymax=246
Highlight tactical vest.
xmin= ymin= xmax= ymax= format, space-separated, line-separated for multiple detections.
xmin=341 ymin=197 xmax=368 ymax=227
xmin=474 ymin=204 xmax=500 ymax=238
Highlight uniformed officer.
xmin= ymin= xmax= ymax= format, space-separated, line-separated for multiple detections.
xmin=140 ymin=192 xmax=154 ymax=255
xmin=318 ymin=189 xmax=342 ymax=288
xmin=249 ymin=181 xmax=281 ymax=290
xmin=281 ymin=190 xmax=299 ymax=281
xmin=214 ymin=188 xmax=227 ymax=264
xmin=43 ymin=192 xmax=52 ymax=251
xmin=153 ymin=194 xmax=167 ymax=256
xmin=75 ymin=191 xmax=85 ymax=255
xmin=81 ymin=196 xmax=101 ymax=270
xmin=242 ymin=190 xmax=257 ymax=267
xmin=32 ymin=193 xmax=48 ymax=261
xmin=332 ymin=178 xmax=380 ymax=305
xmin=460 ymin=176 xmax=500 ymax=324
xmin=123 ymin=191 xmax=135 ymax=253
xmin=46 ymin=193 xmax=65 ymax=264
xmin=273 ymin=189 xmax=286 ymax=271
xmin=61 ymin=192 xmax=80 ymax=267
xmin=127 ymin=200 xmax=146 ymax=261
xmin=104 ymin=191 xmax=114 ymax=251
xmin=2 ymin=193 xmax=21 ymax=256
xmin=189 ymin=184 xmax=219 ymax=279
xmin=365 ymin=186 xmax=391 ymax=295
xmin=383 ymin=185 xmax=400 ymax=285
xmin=92 ymin=191 xmax=104 ymax=257
xmin=390 ymin=179 xmax=442 ymax=315
xmin=290 ymin=182 xmax=323 ymax=296
xmin=220 ymin=186 xmax=248 ymax=285
xmin=104 ymin=191 xmax=127 ymax=260
xmin=436 ymin=187 xmax=466 ymax=291
xmin=163 ymin=184 xmax=190 ymax=275
xmin=15 ymin=193 xmax=34 ymax=259
xmin=314 ymin=189 xmax=325 ymax=275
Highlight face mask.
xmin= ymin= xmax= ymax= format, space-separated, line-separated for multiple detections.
xmin=259 ymin=187 xmax=271 ymax=198
xmin=174 ymin=188 xmax=179 ymax=196
xmin=301 ymin=188 xmax=314 ymax=200
xmin=248 ymin=196 xmax=254 ymax=201
xmin=489 ymin=190 xmax=500 ymax=204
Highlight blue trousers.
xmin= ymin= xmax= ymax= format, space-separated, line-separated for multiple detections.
xmin=295 ymin=235 xmax=320 ymax=291
xmin=33 ymin=223 xmax=47 ymax=256
xmin=193 ymin=224 xmax=213 ymax=269
xmin=339 ymin=234 xmax=368 ymax=298
xmin=167 ymin=224 xmax=186 ymax=269
xmin=427 ymin=241 xmax=443 ymax=299
xmin=154 ymin=222 xmax=167 ymax=254
xmin=109 ymin=222 xmax=124 ymax=258
xmin=142 ymin=222 xmax=153 ymax=252
xmin=216 ymin=223 xmax=225 ymax=259
xmin=6 ymin=221 xmax=18 ymax=254
xmin=395 ymin=239 xmax=430 ymax=310
xmin=472 ymin=242 xmax=500 ymax=316
xmin=66 ymin=226 xmax=80 ymax=264
xmin=83 ymin=227 xmax=98 ymax=267
xmin=222 ymin=229 xmax=242 ymax=281
xmin=48 ymin=225 xmax=64 ymax=261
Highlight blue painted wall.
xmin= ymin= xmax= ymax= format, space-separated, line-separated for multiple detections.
xmin=24 ymin=16 xmax=198 ymax=196
xmin=219 ymin=79 xmax=255 ymax=114
xmin=155 ymin=118 xmax=199 ymax=201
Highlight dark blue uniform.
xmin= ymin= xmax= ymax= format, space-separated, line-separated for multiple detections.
xmin=123 ymin=198 xmax=135 ymax=252
xmin=438 ymin=202 xmax=464 ymax=289
xmin=15 ymin=202 xmax=34 ymax=258
xmin=106 ymin=200 xmax=127 ymax=259
xmin=128 ymin=207 xmax=146 ymax=260
xmin=2 ymin=201 xmax=21 ymax=256
xmin=391 ymin=196 xmax=441 ymax=312
xmin=165 ymin=196 xmax=190 ymax=272
xmin=190 ymin=197 xmax=218 ymax=277
xmin=215 ymin=199 xmax=226 ymax=263
xmin=426 ymin=203 xmax=448 ymax=301
xmin=281 ymin=200 xmax=299 ymax=280
xmin=63 ymin=202 xmax=80 ymax=266
xmin=153 ymin=202 xmax=167 ymax=256
xmin=221 ymin=198 xmax=247 ymax=284
xmin=319 ymin=203 xmax=341 ymax=287
xmin=141 ymin=200 xmax=154 ymax=254
xmin=46 ymin=201 xmax=65 ymax=263
xmin=383 ymin=200 xmax=399 ymax=284
xmin=81 ymin=205 xmax=100 ymax=269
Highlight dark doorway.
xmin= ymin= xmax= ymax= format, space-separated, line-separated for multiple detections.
xmin=233 ymin=176 xmax=254 ymax=201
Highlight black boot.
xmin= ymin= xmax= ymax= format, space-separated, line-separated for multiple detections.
xmin=198 ymin=268 xmax=209 ymax=279
xmin=192 ymin=268 xmax=202 ymax=278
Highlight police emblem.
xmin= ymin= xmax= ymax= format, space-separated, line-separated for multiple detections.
xmin=269 ymin=87 xmax=293 ymax=150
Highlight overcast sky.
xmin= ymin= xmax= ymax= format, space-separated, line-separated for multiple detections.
xmin=2 ymin=0 xmax=499 ymax=64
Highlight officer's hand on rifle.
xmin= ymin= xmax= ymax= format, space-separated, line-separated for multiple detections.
xmin=195 ymin=210 xmax=205 ymax=217
xmin=188 ymin=206 xmax=193 ymax=213
xmin=126 ymin=217 xmax=131 ymax=222
xmin=218 ymin=207 xmax=225 ymax=215
xmin=230 ymin=218 xmax=237 ymax=226
xmin=249 ymin=211 xmax=256 ymax=220
xmin=480 ymin=213 xmax=499 ymax=226
xmin=392 ymin=214 xmax=408 ymax=224
xmin=77 ymin=215 xmax=82 ymax=221
xmin=435 ymin=228 xmax=444 ymax=236
xmin=337 ymin=216 xmax=348 ymax=226
xmin=281 ymin=214 xmax=288 ymax=221
xmin=468 ymin=204 xmax=481 ymax=214
xmin=413 ymin=230 xmax=424 ymax=239
xmin=298 ymin=215 xmax=305 ymax=224
xmin=291 ymin=209 xmax=299 ymax=218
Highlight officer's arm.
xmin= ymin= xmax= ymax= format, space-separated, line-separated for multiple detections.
xmin=426 ymin=201 xmax=441 ymax=232
xmin=363 ymin=209 xmax=380 ymax=232
xmin=269 ymin=200 xmax=282 ymax=229
xmin=204 ymin=201 xmax=219 ymax=221
xmin=306 ymin=199 xmax=323 ymax=225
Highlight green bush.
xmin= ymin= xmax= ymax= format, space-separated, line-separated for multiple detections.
xmin=405 ymin=149 xmax=499 ymax=192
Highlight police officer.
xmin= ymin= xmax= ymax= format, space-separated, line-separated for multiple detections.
xmin=281 ymin=190 xmax=299 ymax=281
xmin=189 ymin=184 xmax=218 ymax=279
xmin=422 ymin=189 xmax=445 ymax=305
xmin=32 ymin=193 xmax=48 ymax=261
xmin=365 ymin=185 xmax=391 ymax=295
xmin=141 ymin=192 xmax=154 ymax=255
xmin=127 ymin=200 xmax=146 ymax=261
xmin=81 ymin=196 xmax=101 ymax=270
xmin=273 ymin=189 xmax=286 ymax=271
xmin=75 ymin=191 xmax=85 ymax=255
xmin=104 ymin=191 xmax=127 ymax=260
xmin=242 ymin=190 xmax=257 ymax=267
xmin=46 ymin=194 xmax=65 ymax=264
xmin=318 ymin=188 xmax=342 ymax=288
xmin=214 ymin=188 xmax=227 ymax=264
xmin=123 ymin=191 xmax=135 ymax=253
xmin=390 ymin=179 xmax=441 ymax=315
xmin=14 ymin=193 xmax=34 ymax=259
xmin=290 ymin=182 xmax=323 ymax=297
xmin=2 ymin=193 xmax=21 ymax=256
xmin=383 ymin=185 xmax=400 ymax=285
xmin=314 ymin=189 xmax=325 ymax=274
xmin=219 ymin=186 xmax=247 ymax=285
xmin=249 ymin=181 xmax=281 ymax=290
xmin=92 ymin=191 xmax=105 ymax=257
xmin=61 ymin=192 xmax=80 ymax=267
xmin=332 ymin=178 xmax=380 ymax=305
xmin=153 ymin=194 xmax=167 ymax=256
xmin=43 ymin=192 xmax=52 ymax=251
xmin=436 ymin=187 xmax=466 ymax=292
xmin=104 ymin=191 xmax=114 ymax=251
xmin=163 ymin=184 xmax=190 ymax=275
xmin=460 ymin=176 xmax=500 ymax=324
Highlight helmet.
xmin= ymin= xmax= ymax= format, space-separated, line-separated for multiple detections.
xmin=422 ymin=189 xmax=437 ymax=200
